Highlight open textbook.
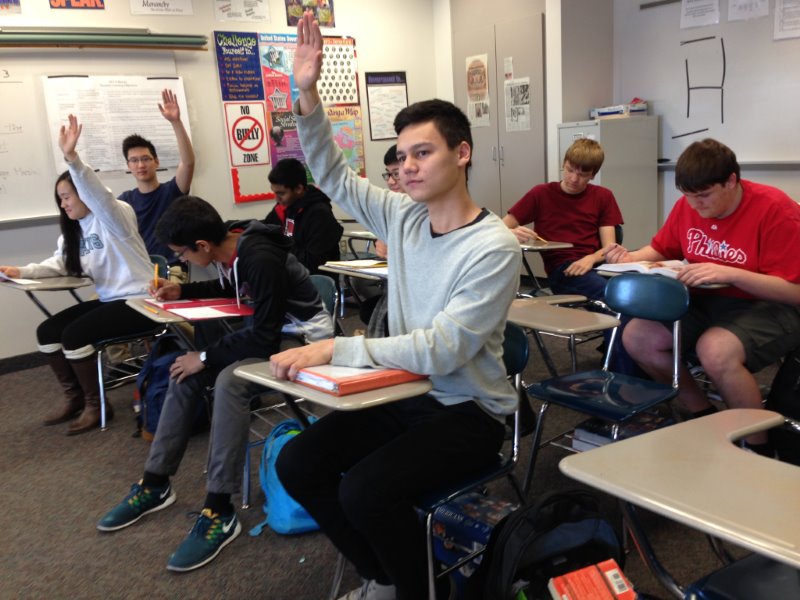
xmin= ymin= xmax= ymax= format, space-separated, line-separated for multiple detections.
xmin=597 ymin=260 xmax=686 ymax=278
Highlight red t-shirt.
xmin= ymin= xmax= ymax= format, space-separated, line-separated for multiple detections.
xmin=507 ymin=182 xmax=623 ymax=273
xmin=651 ymin=180 xmax=800 ymax=299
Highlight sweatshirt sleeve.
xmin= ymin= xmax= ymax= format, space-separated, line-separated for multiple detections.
xmin=17 ymin=237 xmax=69 ymax=279
xmin=295 ymin=101 xmax=406 ymax=243
xmin=67 ymin=154 xmax=142 ymax=240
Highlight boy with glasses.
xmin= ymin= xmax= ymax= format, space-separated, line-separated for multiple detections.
xmin=119 ymin=89 xmax=196 ymax=264
xmin=503 ymin=137 xmax=623 ymax=301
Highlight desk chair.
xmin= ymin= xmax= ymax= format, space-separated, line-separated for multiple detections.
xmin=419 ymin=322 xmax=531 ymax=599
xmin=524 ymin=273 xmax=689 ymax=493
xmin=96 ymin=255 xmax=171 ymax=431
xmin=241 ymin=274 xmax=339 ymax=508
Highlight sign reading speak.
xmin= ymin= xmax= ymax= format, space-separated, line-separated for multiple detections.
xmin=224 ymin=102 xmax=269 ymax=167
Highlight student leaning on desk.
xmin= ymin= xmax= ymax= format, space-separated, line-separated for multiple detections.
xmin=267 ymin=12 xmax=521 ymax=600
xmin=96 ymin=196 xmax=334 ymax=573
xmin=0 ymin=115 xmax=159 ymax=435
xmin=604 ymin=138 xmax=800 ymax=457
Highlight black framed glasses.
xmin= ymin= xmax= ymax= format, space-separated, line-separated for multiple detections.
xmin=127 ymin=156 xmax=155 ymax=165
xmin=381 ymin=170 xmax=400 ymax=182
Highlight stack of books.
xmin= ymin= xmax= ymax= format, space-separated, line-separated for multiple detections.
xmin=294 ymin=364 xmax=426 ymax=396
xmin=571 ymin=413 xmax=675 ymax=452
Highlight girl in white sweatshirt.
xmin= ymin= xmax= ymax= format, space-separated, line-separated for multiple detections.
xmin=0 ymin=115 xmax=159 ymax=435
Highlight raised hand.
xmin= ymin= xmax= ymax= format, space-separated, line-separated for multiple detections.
xmin=294 ymin=11 xmax=324 ymax=95
xmin=158 ymin=88 xmax=181 ymax=123
xmin=58 ymin=114 xmax=82 ymax=162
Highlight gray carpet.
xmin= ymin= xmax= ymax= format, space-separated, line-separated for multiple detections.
xmin=0 ymin=323 xmax=774 ymax=600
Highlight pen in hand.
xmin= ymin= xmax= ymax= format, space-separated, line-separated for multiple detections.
xmin=153 ymin=263 xmax=159 ymax=293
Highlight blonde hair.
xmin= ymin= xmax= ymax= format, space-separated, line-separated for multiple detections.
xmin=563 ymin=138 xmax=604 ymax=175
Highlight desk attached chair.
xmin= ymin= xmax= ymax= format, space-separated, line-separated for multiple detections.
xmin=96 ymin=255 xmax=172 ymax=431
xmin=418 ymin=321 xmax=531 ymax=599
xmin=524 ymin=273 xmax=690 ymax=493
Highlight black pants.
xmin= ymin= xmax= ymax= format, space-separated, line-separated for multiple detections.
xmin=275 ymin=395 xmax=505 ymax=600
xmin=36 ymin=299 xmax=160 ymax=352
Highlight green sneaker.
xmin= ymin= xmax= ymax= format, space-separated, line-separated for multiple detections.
xmin=97 ymin=482 xmax=176 ymax=532
xmin=166 ymin=508 xmax=242 ymax=572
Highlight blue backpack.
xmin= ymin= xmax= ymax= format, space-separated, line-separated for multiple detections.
xmin=249 ymin=418 xmax=320 ymax=536
xmin=135 ymin=335 xmax=185 ymax=442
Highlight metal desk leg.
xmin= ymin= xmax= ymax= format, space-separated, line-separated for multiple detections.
xmin=25 ymin=291 xmax=53 ymax=317
xmin=620 ymin=501 xmax=685 ymax=599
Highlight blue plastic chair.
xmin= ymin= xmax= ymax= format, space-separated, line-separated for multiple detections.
xmin=523 ymin=273 xmax=690 ymax=492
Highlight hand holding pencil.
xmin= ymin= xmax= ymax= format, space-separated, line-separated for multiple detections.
xmin=511 ymin=225 xmax=548 ymax=245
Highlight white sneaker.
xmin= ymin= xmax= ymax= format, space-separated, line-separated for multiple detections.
xmin=337 ymin=579 xmax=397 ymax=600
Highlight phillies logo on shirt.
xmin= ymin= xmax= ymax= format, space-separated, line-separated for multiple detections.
xmin=284 ymin=218 xmax=295 ymax=237
xmin=685 ymin=228 xmax=746 ymax=265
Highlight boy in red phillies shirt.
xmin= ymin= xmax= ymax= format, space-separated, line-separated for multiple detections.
xmin=605 ymin=138 xmax=800 ymax=456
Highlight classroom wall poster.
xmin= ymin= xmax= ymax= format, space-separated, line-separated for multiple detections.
xmin=465 ymin=54 xmax=490 ymax=128
xmin=0 ymin=0 xmax=21 ymax=14
xmin=224 ymin=102 xmax=269 ymax=167
xmin=49 ymin=0 xmax=105 ymax=9
xmin=775 ymin=0 xmax=800 ymax=39
xmin=214 ymin=0 xmax=269 ymax=22
xmin=504 ymin=77 xmax=531 ymax=133
xmin=285 ymin=0 xmax=335 ymax=27
xmin=214 ymin=30 xmax=365 ymax=203
xmin=130 ymin=0 xmax=192 ymax=15
xmin=365 ymin=71 xmax=408 ymax=140
xmin=214 ymin=30 xmax=271 ymax=202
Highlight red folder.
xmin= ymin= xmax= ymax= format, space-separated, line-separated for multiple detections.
xmin=294 ymin=365 xmax=427 ymax=396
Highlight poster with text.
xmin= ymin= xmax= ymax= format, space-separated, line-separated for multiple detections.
xmin=214 ymin=31 xmax=264 ymax=102
xmin=365 ymin=71 xmax=408 ymax=140
xmin=130 ymin=0 xmax=192 ymax=15
xmin=215 ymin=0 xmax=269 ymax=22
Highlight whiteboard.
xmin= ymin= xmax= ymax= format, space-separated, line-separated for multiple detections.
xmin=0 ymin=50 xmax=178 ymax=223
xmin=615 ymin=2 xmax=800 ymax=162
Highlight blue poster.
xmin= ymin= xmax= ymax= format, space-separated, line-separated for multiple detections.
xmin=214 ymin=31 xmax=264 ymax=102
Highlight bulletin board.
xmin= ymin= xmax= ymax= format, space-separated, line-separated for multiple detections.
xmin=213 ymin=30 xmax=365 ymax=204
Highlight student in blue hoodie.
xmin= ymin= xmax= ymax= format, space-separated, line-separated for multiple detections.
xmin=96 ymin=195 xmax=333 ymax=572
xmin=264 ymin=157 xmax=343 ymax=274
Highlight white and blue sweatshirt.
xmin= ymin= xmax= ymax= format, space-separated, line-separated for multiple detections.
xmin=18 ymin=155 xmax=153 ymax=302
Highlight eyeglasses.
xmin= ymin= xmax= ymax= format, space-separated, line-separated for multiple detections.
xmin=127 ymin=156 xmax=155 ymax=165
xmin=173 ymin=247 xmax=190 ymax=261
xmin=381 ymin=170 xmax=400 ymax=182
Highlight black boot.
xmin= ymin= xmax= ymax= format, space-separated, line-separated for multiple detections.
xmin=43 ymin=351 xmax=85 ymax=426
xmin=66 ymin=356 xmax=114 ymax=436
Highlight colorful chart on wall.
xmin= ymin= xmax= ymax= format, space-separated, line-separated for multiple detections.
xmin=214 ymin=30 xmax=364 ymax=203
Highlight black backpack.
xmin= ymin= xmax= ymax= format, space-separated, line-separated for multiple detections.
xmin=765 ymin=347 xmax=800 ymax=465
xmin=466 ymin=489 xmax=623 ymax=600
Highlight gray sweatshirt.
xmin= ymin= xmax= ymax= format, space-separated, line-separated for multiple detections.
xmin=296 ymin=102 xmax=521 ymax=416
xmin=19 ymin=155 xmax=153 ymax=302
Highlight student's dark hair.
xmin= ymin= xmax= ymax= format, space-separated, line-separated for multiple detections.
xmin=155 ymin=195 xmax=228 ymax=249
xmin=383 ymin=144 xmax=398 ymax=166
xmin=122 ymin=134 xmax=157 ymax=160
xmin=54 ymin=171 xmax=84 ymax=277
xmin=268 ymin=158 xmax=308 ymax=189
xmin=675 ymin=138 xmax=740 ymax=193
xmin=393 ymin=99 xmax=473 ymax=157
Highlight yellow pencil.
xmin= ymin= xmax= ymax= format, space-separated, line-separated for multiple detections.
xmin=153 ymin=263 xmax=159 ymax=291
xmin=533 ymin=233 xmax=548 ymax=244
xmin=142 ymin=304 xmax=160 ymax=315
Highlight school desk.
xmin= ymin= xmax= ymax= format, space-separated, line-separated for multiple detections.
xmin=233 ymin=361 xmax=433 ymax=412
xmin=519 ymin=240 xmax=574 ymax=294
xmin=341 ymin=229 xmax=378 ymax=259
xmin=560 ymin=409 xmax=799 ymax=597
xmin=0 ymin=275 xmax=92 ymax=317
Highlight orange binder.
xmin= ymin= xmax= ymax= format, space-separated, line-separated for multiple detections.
xmin=294 ymin=365 xmax=427 ymax=396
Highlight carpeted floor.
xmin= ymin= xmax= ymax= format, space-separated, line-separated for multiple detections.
xmin=0 ymin=316 xmax=776 ymax=600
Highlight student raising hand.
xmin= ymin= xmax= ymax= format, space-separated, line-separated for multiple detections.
xmin=294 ymin=11 xmax=324 ymax=114
xmin=58 ymin=114 xmax=82 ymax=162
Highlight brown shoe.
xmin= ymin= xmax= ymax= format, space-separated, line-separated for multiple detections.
xmin=66 ymin=403 xmax=114 ymax=436
xmin=43 ymin=400 xmax=84 ymax=426
xmin=66 ymin=356 xmax=113 ymax=436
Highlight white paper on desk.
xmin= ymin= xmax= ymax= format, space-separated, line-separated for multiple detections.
xmin=325 ymin=259 xmax=387 ymax=268
xmin=0 ymin=272 xmax=40 ymax=285
xmin=167 ymin=306 xmax=237 ymax=319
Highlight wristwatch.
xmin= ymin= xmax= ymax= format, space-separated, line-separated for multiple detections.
xmin=199 ymin=351 xmax=208 ymax=365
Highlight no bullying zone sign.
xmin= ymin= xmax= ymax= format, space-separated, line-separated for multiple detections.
xmin=224 ymin=102 xmax=269 ymax=167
